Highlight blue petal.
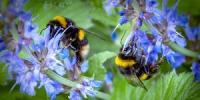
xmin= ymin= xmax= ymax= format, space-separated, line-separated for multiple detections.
xmin=111 ymin=31 xmax=118 ymax=41
xmin=147 ymin=0 xmax=157 ymax=7
xmin=69 ymin=90 xmax=82 ymax=100
xmin=80 ymin=60 xmax=89 ymax=73
xmin=59 ymin=48 xmax=69 ymax=59
xmin=44 ymin=81 xmax=64 ymax=100
xmin=105 ymin=72 xmax=113 ymax=84
xmin=19 ymin=11 xmax=32 ymax=21
xmin=119 ymin=16 xmax=128 ymax=25
xmin=166 ymin=52 xmax=185 ymax=69
xmin=192 ymin=62 xmax=200 ymax=81
xmin=126 ymin=0 xmax=133 ymax=5
xmin=64 ymin=58 xmax=73 ymax=71
xmin=90 ymin=80 xmax=102 ymax=88
xmin=119 ymin=10 xmax=125 ymax=16
xmin=0 ymin=42 xmax=6 ymax=52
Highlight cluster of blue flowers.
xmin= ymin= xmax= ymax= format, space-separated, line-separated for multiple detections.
xmin=104 ymin=0 xmax=200 ymax=81
xmin=1 ymin=0 xmax=200 ymax=99
xmin=0 ymin=0 xmax=102 ymax=99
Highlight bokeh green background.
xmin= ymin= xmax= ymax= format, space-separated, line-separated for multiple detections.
xmin=0 ymin=0 xmax=200 ymax=100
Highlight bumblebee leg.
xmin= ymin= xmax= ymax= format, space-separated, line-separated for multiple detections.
xmin=69 ymin=45 xmax=78 ymax=52
xmin=139 ymin=49 xmax=150 ymax=74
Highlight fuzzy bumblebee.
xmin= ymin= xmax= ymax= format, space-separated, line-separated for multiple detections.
xmin=115 ymin=39 xmax=159 ymax=90
xmin=46 ymin=16 xmax=90 ymax=79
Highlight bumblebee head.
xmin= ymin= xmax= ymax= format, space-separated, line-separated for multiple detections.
xmin=120 ymin=44 xmax=134 ymax=56
xmin=49 ymin=16 xmax=75 ymax=28
xmin=52 ymin=16 xmax=68 ymax=28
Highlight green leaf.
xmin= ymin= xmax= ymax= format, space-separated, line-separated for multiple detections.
xmin=111 ymin=71 xmax=200 ymax=100
xmin=25 ymin=0 xmax=94 ymax=31
xmin=85 ymin=51 xmax=116 ymax=80
xmin=0 ymin=63 xmax=7 ymax=85
xmin=0 ymin=84 xmax=53 ymax=100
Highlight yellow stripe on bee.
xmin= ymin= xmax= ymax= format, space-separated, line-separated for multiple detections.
xmin=139 ymin=73 xmax=148 ymax=80
xmin=53 ymin=16 xmax=67 ymax=28
xmin=115 ymin=56 xmax=136 ymax=68
xmin=78 ymin=29 xmax=85 ymax=40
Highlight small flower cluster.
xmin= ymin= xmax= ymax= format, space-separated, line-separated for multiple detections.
xmin=0 ymin=0 xmax=102 ymax=99
xmin=69 ymin=78 xmax=102 ymax=100
xmin=105 ymin=0 xmax=200 ymax=80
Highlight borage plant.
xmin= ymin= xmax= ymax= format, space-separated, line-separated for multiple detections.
xmin=0 ymin=0 xmax=109 ymax=100
xmin=0 ymin=0 xmax=200 ymax=100
xmin=105 ymin=0 xmax=200 ymax=79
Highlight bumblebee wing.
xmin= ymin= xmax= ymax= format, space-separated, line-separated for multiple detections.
xmin=125 ymin=73 xmax=148 ymax=91
xmin=81 ymin=29 xmax=111 ymax=42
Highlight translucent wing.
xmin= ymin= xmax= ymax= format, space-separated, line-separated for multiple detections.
xmin=125 ymin=72 xmax=148 ymax=91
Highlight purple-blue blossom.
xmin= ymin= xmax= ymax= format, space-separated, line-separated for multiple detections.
xmin=192 ymin=62 xmax=200 ymax=82
xmin=1 ymin=1 xmax=82 ymax=98
xmin=69 ymin=90 xmax=82 ymax=100
xmin=111 ymin=0 xmax=189 ymax=68
xmin=68 ymin=78 xmax=102 ymax=99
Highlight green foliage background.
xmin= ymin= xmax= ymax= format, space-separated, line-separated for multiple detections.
xmin=0 ymin=0 xmax=200 ymax=100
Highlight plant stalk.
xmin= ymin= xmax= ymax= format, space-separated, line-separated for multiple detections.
xmin=45 ymin=70 xmax=110 ymax=100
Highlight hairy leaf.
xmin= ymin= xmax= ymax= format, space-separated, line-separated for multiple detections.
xmin=111 ymin=71 xmax=200 ymax=100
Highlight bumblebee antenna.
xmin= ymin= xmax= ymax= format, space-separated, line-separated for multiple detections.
xmin=39 ymin=27 xmax=47 ymax=35
xmin=120 ymin=30 xmax=126 ymax=46
xmin=111 ymin=24 xmax=120 ymax=35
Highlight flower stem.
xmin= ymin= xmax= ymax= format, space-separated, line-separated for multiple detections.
xmin=166 ymin=41 xmax=200 ymax=59
xmin=45 ymin=69 xmax=110 ymax=100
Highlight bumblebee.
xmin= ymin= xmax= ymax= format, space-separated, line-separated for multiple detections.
xmin=115 ymin=38 xmax=159 ymax=90
xmin=46 ymin=16 xmax=90 ymax=79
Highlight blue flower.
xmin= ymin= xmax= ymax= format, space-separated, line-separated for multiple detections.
xmin=0 ymin=0 xmax=85 ymax=99
xmin=162 ymin=46 xmax=185 ymax=68
xmin=105 ymin=72 xmax=113 ymax=85
xmin=177 ymin=14 xmax=189 ymax=27
xmin=167 ymin=28 xmax=186 ymax=47
xmin=119 ymin=16 xmax=129 ymax=25
xmin=185 ymin=26 xmax=200 ymax=41
xmin=134 ymin=30 xmax=151 ymax=50
xmin=7 ymin=0 xmax=28 ymax=16
xmin=192 ymin=62 xmax=200 ymax=82
xmin=17 ymin=71 xmax=38 ymax=96
xmin=24 ymin=21 xmax=38 ymax=38
xmin=111 ymin=31 xmax=118 ymax=41
xmin=80 ymin=60 xmax=89 ymax=73
xmin=19 ymin=11 xmax=32 ymax=21
xmin=146 ymin=45 xmax=159 ymax=64
xmin=0 ymin=18 xmax=73 ymax=100
xmin=69 ymin=90 xmax=82 ymax=100
xmin=81 ymin=78 xmax=102 ymax=88
xmin=119 ymin=10 xmax=126 ymax=16
xmin=126 ymin=0 xmax=133 ymax=5
xmin=0 ymin=52 xmax=39 ymax=95
xmin=104 ymin=0 xmax=120 ymax=14
xmin=70 ymin=78 xmax=102 ymax=99
xmin=147 ymin=0 xmax=158 ymax=8
xmin=43 ymin=79 xmax=64 ymax=100
xmin=0 ymin=37 xmax=6 ymax=52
